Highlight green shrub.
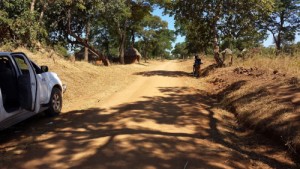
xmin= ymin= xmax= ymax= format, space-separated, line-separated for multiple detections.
xmin=54 ymin=44 xmax=69 ymax=58
xmin=0 ymin=41 xmax=16 ymax=52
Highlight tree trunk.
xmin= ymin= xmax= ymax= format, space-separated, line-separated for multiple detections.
xmin=39 ymin=1 xmax=47 ymax=23
xmin=67 ymin=9 xmax=110 ymax=66
xmin=84 ymin=21 xmax=90 ymax=62
xmin=105 ymin=40 xmax=110 ymax=56
xmin=30 ymin=0 xmax=36 ymax=13
xmin=117 ymin=22 xmax=126 ymax=64
xmin=84 ymin=46 xmax=89 ymax=62
xmin=131 ymin=30 xmax=135 ymax=46
xmin=142 ymin=44 xmax=148 ymax=63
xmin=275 ymin=11 xmax=285 ymax=55
xmin=212 ymin=1 xmax=223 ymax=67
xmin=69 ymin=33 xmax=110 ymax=65
xmin=275 ymin=35 xmax=282 ymax=52
xmin=272 ymin=32 xmax=281 ymax=55
xmin=119 ymin=32 xmax=126 ymax=64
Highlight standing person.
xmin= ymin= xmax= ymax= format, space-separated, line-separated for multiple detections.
xmin=193 ymin=55 xmax=202 ymax=78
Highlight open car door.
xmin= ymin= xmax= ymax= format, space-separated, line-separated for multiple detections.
xmin=12 ymin=53 xmax=37 ymax=111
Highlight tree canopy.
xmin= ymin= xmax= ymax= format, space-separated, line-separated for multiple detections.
xmin=259 ymin=0 xmax=300 ymax=51
xmin=161 ymin=0 xmax=278 ymax=65
xmin=0 ymin=0 xmax=175 ymax=64
xmin=1 ymin=0 xmax=299 ymax=65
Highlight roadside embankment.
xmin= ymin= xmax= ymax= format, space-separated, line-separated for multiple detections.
xmin=199 ymin=56 xmax=300 ymax=155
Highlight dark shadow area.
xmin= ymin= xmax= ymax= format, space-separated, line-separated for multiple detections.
xmin=134 ymin=70 xmax=191 ymax=77
xmin=200 ymin=64 xmax=217 ymax=77
xmin=268 ymin=83 xmax=300 ymax=105
xmin=0 ymin=87 xmax=298 ymax=168
xmin=213 ymin=78 xmax=300 ymax=159
xmin=0 ymin=113 xmax=54 ymax=143
xmin=212 ymin=80 xmax=247 ymax=100
xmin=136 ymin=62 xmax=148 ymax=66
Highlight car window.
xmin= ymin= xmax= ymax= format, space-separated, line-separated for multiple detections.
xmin=13 ymin=55 xmax=30 ymax=75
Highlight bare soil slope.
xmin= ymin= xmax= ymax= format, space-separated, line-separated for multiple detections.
xmin=0 ymin=55 xmax=298 ymax=168
xmin=198 ymin=60 xmax=300 ymax=155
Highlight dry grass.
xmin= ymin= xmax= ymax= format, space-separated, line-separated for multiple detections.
xmin=233 ymin=54 xmax=300 ymax=77
xmin=202 ymin=54 xmax=300 ymax=154
xmin=175 ymin=57 xmax=300 ymax=155
xmin=11 ymin=48 xmax=158 ymax=112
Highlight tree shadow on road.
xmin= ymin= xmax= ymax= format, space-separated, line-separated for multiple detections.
xmin=134 ymin=70 xmax=191 ymax=77
xmin=0 ymin=87 xmax=298 ymax=168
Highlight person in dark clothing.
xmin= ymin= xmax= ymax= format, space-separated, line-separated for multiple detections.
xmin=193 ymin=55 xmax=202 ymax=78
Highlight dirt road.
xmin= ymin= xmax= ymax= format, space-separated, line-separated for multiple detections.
xmin=0 ymin=61 xmax=297 ymax=169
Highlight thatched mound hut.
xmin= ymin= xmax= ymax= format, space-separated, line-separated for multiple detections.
xmin=220 ymin=48 xmax=233 ymax=66
xmin=124 ymin=47 xmax=142 ymax=64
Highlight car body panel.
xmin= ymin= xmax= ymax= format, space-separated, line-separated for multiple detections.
xmin=0 ymin=52 xmax=65 ymax=130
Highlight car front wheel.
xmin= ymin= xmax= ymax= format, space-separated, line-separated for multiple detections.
xmin=46 ymin=87 xmax=62 ymax=116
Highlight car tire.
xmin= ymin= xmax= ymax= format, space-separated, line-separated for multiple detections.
xmin=45 ymin=87 xmax=62 ymax=117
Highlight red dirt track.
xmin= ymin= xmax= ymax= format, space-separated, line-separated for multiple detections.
xmin=0 ymin=61 xmax=297 ymax=169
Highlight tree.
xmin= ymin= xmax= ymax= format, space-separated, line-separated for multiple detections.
xmin=136 ymin=15 xmax=175 ymax=61
xmin=172 ymin=42 xmax=188 ymax=59
xmin=218 ymin=8 xmax=268 ymax=51
xmin=162 ymin=0 xmax=274 ymax=66
xmin=0 ymin=0 xmax=175 ymax=66
xmin=0 ymin=0 xmax=47 ymax=47
xmin=104 ymin=0 xmax=152 ymax=64
xmin=151 ymin=28 xmax=175 ymax=58
xmin=44 ymin=0 xmax=111 ymax=65
xmin=128 ymin=0 xmax=152 ymax=45
xmin=260 ymin=0 xmax=300 ymax=52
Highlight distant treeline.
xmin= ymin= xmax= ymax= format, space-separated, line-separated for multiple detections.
xmin=0 ymin=1 xmax=299 ymax=63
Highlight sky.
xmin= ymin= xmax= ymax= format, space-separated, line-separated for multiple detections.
xmin=152 ymin=8 xmax=300 ymax=48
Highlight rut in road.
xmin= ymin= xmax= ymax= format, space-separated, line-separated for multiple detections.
xmin=0 ymin=61 xmax=297 ymax=169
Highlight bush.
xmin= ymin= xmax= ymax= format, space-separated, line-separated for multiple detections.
xmin=0 ymin=41 xmax=16 ymax=52
xmin=54 ymin=44 xmax=69 ymax=58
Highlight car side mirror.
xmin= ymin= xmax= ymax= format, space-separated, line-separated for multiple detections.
xmin=41 ymin=66 xmax=48 ymax=72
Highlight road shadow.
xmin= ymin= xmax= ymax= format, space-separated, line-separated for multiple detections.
xmin=134 ymin=70 xmax=191 ymax=77
xmin=216 ymin=79 xmax=300 ymax=157
xmin=0 ymin=87 xmax=298 ymax=168
xmin=212 ymin=80 xmax=247 ymax=100
xmin=0 ymin=113 xmax=54 ymax=143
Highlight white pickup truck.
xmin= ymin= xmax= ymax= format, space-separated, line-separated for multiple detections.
xmin=0 ymin=52 xmax=66 ymax=130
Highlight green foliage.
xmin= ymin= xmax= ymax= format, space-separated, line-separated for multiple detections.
xmin=0 ymin=0 xmax=47 ymax=47
xmin=54 ymin=44 xmax=69 ymax=58
xmin=3 ymin=0 xmax=298 ymax=62
xmin=172 ymin=42 xmax=188 ymax=58
xmin=259 ymin=0 xmax=300 ymax=51
xmin=0 ymin=41 xmax=17 ymax=52
xmin=162 ymin=0 xmax=275 ymax=54
xmin=136 ymin=15 xmax=175 ymax=59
